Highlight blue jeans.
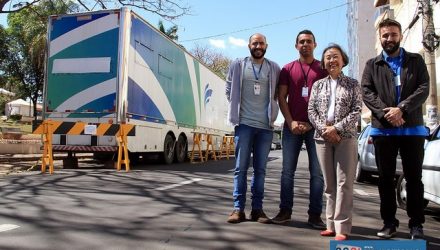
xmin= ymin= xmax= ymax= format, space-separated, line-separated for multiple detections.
xmin=279 ymin=127 xmax=324 ymax=216
xmin=233 ymin=124 xmax=273 ymax=211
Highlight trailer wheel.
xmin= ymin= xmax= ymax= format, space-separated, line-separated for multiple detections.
xmin=175 ymin=135 xmax=188 ymax=163
xmin=163 ymin=134 xmax=175 ymax=164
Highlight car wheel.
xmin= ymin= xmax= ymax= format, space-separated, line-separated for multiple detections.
xmin=355 ymin=160 xmax=369 ymax=183
xmin=396 ymin=175 xmax=429 ymax=210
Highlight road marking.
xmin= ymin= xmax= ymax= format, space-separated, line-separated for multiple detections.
xmin=0 ymin=224 xmax=20 ymax=232
xmin=155 ymin=178 xmax=203 ymax=191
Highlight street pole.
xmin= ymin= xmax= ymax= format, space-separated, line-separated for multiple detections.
xmin=421 ymin=0 xmax=439 ymax=129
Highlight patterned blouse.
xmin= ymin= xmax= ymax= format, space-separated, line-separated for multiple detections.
xmin=308 ymin=74 xmax=362 ymax=141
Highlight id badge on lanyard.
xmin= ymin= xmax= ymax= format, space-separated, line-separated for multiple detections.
xmin=394 ymin=75 xmax=401 ymax=87
xmin=302 ymin=87 xmax=308 ymax=97
xmin=254 ymin=82 xmax=261 ymax=95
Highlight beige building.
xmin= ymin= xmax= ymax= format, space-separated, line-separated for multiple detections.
xmin=347 ymin=0 xmax=377 ymax=82
xmin=374 ymin=0 xmax=440 ymax=125
xmin=347 ymin=0 xmax=378 ymax=125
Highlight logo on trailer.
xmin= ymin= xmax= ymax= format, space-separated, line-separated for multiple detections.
xmin=204 ymin=84 xmax=213 ymax=106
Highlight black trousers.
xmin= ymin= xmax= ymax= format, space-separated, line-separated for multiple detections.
xmin=373 ymin=136 xmax=425 ymax=228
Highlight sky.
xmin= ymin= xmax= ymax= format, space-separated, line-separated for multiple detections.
xmin=0 ymin=0 xmax=349 ymax=124
xmin=144 ymin=0 xmax=349 ymax=67
xmin=0 ymin=0 xmax=348 ymax=67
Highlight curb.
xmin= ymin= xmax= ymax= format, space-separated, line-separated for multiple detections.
xmin=0 ymin=153 xmax=94 ymax=163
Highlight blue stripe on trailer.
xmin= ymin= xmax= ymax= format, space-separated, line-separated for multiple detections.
xmin=127 ymin=77 xmax=165 ymax=121
xmin=50 ymin=13 xmax=112 ymax=41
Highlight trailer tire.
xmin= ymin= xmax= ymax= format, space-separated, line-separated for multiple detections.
xmin=163 ymin=134 xmax=175 ymax=165
xmin=175 ymin=135 xmax=188 ymax=163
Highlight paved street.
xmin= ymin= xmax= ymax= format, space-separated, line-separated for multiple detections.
xmin=0 ymin=150 xmax=439 ymax=250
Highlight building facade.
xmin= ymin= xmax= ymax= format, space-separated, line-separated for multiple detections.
xmin=347 ymin=0 xmax=377 ymax=82
xmin=374 ymin=0 xmax=440 ymax=125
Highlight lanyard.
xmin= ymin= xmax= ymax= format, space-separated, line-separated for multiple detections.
xmin=251 ymin=62 xmax=263 ymax=81
xmin=298 ymin=59 xmax=314 ymax=86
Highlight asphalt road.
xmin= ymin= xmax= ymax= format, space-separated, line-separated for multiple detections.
xmin=0 ymin=150 xmax=439 ymax=250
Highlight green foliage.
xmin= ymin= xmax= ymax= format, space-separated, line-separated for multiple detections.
xmin=158 ymin=20 xmax=179 ymax=41
xmin=0 ymin=94 xmax=13 ymax=115
xmin=2 ymin=0 xmax=77 ymax=118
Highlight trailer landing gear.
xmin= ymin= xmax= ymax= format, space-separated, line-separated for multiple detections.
xmin=63 ymin=152 xmax=78 ymax=169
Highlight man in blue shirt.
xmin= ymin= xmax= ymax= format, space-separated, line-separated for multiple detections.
xmin=361 ymin=19 xmax=429 ymax=240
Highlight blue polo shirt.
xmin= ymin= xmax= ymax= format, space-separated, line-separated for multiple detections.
xmin=370 ymin=48 xmax=428 ymax=137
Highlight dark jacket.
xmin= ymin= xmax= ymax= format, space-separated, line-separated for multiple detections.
xmin=361 ymin=49 xmax=429 ymax=129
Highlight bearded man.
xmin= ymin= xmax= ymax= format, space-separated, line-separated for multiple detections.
xmin=361 ymin=19 xmax=429 ymax=240
xmin=226 ymin=33 xmax=281 ymax=224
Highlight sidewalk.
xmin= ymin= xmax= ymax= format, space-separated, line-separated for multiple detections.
xmin=0 ymin=153 xmax=93 ymax=176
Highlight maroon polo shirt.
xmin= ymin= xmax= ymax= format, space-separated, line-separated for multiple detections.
xmin=279 ymin=59 xmax=328 ymax=125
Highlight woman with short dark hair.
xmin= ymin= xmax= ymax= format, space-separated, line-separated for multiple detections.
xmin=308 ymin=43 xmax=362 ymax=241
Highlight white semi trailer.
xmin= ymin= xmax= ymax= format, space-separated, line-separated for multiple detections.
xmin=43 ymin=8 xmax=232 ymax=164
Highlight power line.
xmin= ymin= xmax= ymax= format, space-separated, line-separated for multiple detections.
xmin=180 ymin=1 xmax=350 ymax=43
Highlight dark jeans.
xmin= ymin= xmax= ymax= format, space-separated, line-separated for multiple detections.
xmin=373 ymin=136 xmax=425 ymax=228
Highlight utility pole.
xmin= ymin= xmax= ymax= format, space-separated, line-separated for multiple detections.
xmin=421 ymin=0 xmax=439 ymax=129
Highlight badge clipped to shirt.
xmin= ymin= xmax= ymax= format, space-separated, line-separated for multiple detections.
xmin=254 ymin=83 xmax=261 ymax=95
xmin=302 ymin=87 xmax=308 ymax=97
xmin=394 ymin=75 xmax=401 ymax=87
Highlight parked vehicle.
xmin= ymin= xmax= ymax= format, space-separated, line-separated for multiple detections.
xmin=356 ymin=124 xmax=402 ymax=182
xmin=271 ymin=131 xmax=282 ymax=150
xmin=43 ymin=8 xmax=232 ymax=165
xmin=397 ymin=125 xmax=440 ymax=209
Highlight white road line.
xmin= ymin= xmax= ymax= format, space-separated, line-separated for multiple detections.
xmin=155 ymin=178 xmax=203 ymax=191
xmin=354 ymin=189 xmax=371 ymax=196
xmin=0 ymin=224 xmax=20 ymax=232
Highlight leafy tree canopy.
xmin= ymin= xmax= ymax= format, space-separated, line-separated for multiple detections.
xmin=191 ymin=43 xmax=232 ymax=80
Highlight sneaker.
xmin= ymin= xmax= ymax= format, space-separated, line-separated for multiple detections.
xmin=272 ymin=209 xmax=292 ymax=224
xmin=377 ymin=224 xmax=397 ymax=239
xmin=308 ymin=215 xmax=326 ymax=230
xmin=410 ymin=225 xmax=424 ymax=240
xmin=250 ymin=209 xmax=272 ymax=224
xmin=227 ymin=210 xmax=245 ymax=223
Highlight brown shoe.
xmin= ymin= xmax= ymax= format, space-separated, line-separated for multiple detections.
xmin=272 ymin=209 xmax=292 ymax=224
xmin=250 ymin=209 xmax=272 ymax=224
xmin=227 ymin=210 xmax=246 ymax=223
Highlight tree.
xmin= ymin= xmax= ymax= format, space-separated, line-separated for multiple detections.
xmin=3 ymin=0 xmax=75 ymax=120
xmin=0 ymin=25 xmax=21 ymax=96
xmin=0 ymin=0 xmax=190 ymax=20
xmin=190 ymin=43 xmax=232 ymax=80
xmin=158 ymin=20 xmax=178 ymax=41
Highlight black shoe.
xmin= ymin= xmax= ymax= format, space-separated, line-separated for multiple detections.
xmin=377 ymin=224 xmax=397 ymax=239
xmin=308 ymin=215 xmax=326 ymax=230
xmin=272 ymin=209 xmax=292 ymax=224
xmin=250 ymin=209 xmax=272 ymax=224
xmin=410 ymin=225 xmax=424 ymax=240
